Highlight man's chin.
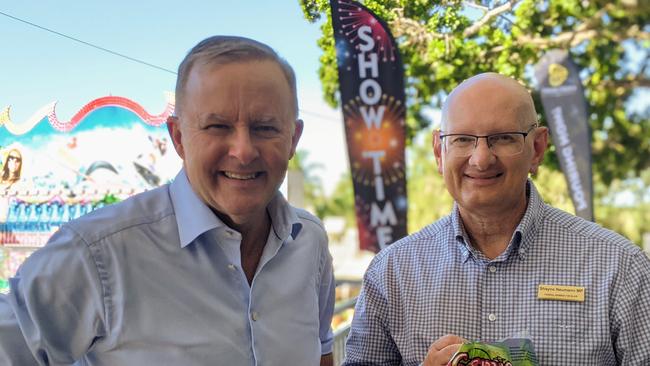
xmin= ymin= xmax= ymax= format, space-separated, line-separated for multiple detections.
xmin=458 ymin=194 xmax=504 ymax=211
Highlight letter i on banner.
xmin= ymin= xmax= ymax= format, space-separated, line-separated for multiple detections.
xmin=535 ymin=50 xmax=594 ymax=221
xmin=329 ymin=0 xmax=408 ymax=252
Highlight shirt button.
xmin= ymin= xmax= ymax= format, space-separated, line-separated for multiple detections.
xmin=488 ymin=313 xmax=497 ymax=322
xmin=227 ymin=264 xmax=236 ymax=270
xmin=251 ymin=312 xmax=259 ymax=321
xmin=488 ymin=266 xmax=497 ymax=273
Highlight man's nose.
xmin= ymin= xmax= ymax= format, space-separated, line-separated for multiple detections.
xmin=228 ymin=129 xmax=259 ymax=165
xmin=468 ymin=137 xmax=496 ymax=170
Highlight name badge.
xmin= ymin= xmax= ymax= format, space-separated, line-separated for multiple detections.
xmin=537 ymin=284 xmax=585 ymax=302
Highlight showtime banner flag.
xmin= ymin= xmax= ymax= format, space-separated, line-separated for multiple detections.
xmin=535 ymin=49 xmax=594 ymax=221
xmin=330 ymin=0 xmax=408 ymax=252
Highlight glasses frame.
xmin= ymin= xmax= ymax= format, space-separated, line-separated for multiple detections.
xmin=439 ymin=124 xmax=538 ymax=157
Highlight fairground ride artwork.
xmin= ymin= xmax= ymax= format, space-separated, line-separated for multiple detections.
xmin=0 ymin=95 xmax=180 ymax=288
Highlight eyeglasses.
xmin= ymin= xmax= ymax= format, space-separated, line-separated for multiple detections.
xmin=440 ymin=124 xmax=538 ymax=157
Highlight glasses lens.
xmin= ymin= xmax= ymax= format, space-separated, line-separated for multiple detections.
xmin=488 ymin=133 xmax=525 ymax=156
xmin=445 ymin=135 xmax=476 ymax=157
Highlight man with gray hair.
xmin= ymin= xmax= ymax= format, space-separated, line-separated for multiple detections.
xmin=0 ymin=35 xmax=335 ymax=366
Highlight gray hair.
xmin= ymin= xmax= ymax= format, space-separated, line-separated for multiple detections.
xmin=174 ymin=35 xmax=298 ymax=117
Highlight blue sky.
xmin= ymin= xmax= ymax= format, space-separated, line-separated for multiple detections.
xmin=0 ymin=0 xmax=348 ymax=193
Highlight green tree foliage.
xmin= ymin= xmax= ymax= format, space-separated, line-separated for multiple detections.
xmin=405 ymin=131 xmax=453 ymax=231
xmin=288 ymin=150 xmax=327 ymax=216
xmin=300 ymin=0 xmax=650 ymax=184
xmin=289 ymin=150 xmax=356 ymax=225
xmin=323 ymin=171 xmax=358 ymax=228
xmin=528 ymin=166 xmax=650 ymax=245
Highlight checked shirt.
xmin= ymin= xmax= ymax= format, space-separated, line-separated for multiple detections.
xmin=344 ymin=181 xmax=650 ymax=365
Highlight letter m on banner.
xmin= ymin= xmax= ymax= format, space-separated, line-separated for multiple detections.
xmin=330 ymin=0 xmax=408 ymax=253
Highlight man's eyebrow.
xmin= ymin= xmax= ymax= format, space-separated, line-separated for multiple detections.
xmin=251 ymin=115 xmax=281 ymax=123
xmin=201 ymin=113 xmax=229 ymax=123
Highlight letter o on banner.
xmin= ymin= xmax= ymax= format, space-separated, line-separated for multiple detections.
xmin=359 ymin=79 xmax=382 ymax=105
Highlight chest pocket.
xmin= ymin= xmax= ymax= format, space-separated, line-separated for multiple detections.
xmin=527 ymin=297 xmax=587 ymax=362
xmin=531 ymin=299 xmax=584 ymax=337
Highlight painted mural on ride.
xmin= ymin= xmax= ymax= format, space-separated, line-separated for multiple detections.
xmin=0 ymin=95 xmax=180 ymax=290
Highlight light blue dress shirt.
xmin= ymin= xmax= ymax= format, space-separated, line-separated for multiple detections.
xmin=344 ymin=181 xmax=650 ymax=365
xmin=0 ymin=169 xmax=335 ymax=365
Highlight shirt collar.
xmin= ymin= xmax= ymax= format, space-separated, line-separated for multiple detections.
xmin=169 ymin=169 xmax=302 ymax=248
xmin=450 ymin=203 xmax=472 ymax=263
xmin=170 ymin=169 xmax=223 ymax=248
xmin=267 ymin=191 xmax=302 ymax=242
xmin=452 ymin=179 xmax=543 ymax=263
xmin=513 ymin=179 xmax=544 ymax=260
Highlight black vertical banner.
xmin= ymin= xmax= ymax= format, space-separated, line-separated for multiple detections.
xmin=535 ymin=50 xmax=594 ymax=221
xmin=330 ymin=0 xmax=407 ymax=252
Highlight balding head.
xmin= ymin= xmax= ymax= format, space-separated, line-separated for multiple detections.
xmin=432 ymin=71 xmax=548 ymax=222
xmin=441 ymin=73 xmax=537 ymax=131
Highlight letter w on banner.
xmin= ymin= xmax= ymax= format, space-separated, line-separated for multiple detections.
xmin=535 ymin=50 xmax=594 ymax=221
xmin=330 ymin=0 xmax=407 ymax=252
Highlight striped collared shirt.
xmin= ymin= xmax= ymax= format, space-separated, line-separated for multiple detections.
xmin=344 ymin=181 xmax=650 ymax=365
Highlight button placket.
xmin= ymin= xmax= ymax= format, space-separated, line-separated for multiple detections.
xmin=481 ymin=261 xmax=502 ymax=340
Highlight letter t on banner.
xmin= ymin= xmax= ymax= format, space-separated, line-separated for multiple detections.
xmin=329 ymin=0 xmax=408 ymax=253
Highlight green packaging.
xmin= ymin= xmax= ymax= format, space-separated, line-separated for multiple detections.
xmin=447 ymin=337 xmax=539 ymax=366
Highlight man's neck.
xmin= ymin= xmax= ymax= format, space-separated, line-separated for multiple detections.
xmin=238 ymin=211 xmax=271 ymax=285
xmin=458 ymin=200 xmax=527 ymax=260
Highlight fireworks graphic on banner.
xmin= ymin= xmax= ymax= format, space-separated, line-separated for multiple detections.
xmin=333 ymin=0 xmax=396 ymax=62
xmin=343 ymin=95 xmax=406 ymax=185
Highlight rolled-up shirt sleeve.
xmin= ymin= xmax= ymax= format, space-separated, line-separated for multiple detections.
xmin=0 ymin=225 xmax=106 ymax=365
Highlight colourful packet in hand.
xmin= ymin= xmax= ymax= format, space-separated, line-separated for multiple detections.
xmin=446 ymin=337 xmax=539 ymax=366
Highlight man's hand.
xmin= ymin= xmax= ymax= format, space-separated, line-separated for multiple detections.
xmin=423 ymin=334 xmax=464 ymax=366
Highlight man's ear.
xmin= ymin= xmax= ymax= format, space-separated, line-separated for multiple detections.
xmin=432 ymin=130 xmax=444 ymax=175
xmin=167 ymin=116 xmax=185 ymax=160
xmin=529 ymin=126 xmax=548 ymax=174
xmin=289 ymin=119 xmax=304 ymax=158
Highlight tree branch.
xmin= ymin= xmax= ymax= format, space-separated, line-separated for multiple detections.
xmin=603 ymin=77 xmax=650 ymax=90
xmin=463 ymin=0 xmax=520 ymax=37
xmin=391 ymin=3 xmax=649 ymax=57
xmin=391 ymin=1 xmax=522 ymax=50
xmin=515 ymin=4 xmax=649 ymax=48
xmin=515 ymin=24 xmax=649 ymax=48
xmin=390 ymin=8 xmax=442 ymax=50
xmin=462 ymin=1 xmax=489 ymax=12
xmin=485 ymin=24 xmax=649 ymax=56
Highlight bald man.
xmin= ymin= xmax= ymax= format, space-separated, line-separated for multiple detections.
xmin=343 ymin=73 xmax=650 ymax=365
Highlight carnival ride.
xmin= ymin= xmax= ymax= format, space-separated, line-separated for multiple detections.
xmin=0 ymin=95 xmax=178 ymax=290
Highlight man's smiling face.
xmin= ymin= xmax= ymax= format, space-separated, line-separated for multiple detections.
xmin=433 ymin=74 xmax=545 ymax=216
xmin=168 ymin=59 xmax=301 ymax=226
